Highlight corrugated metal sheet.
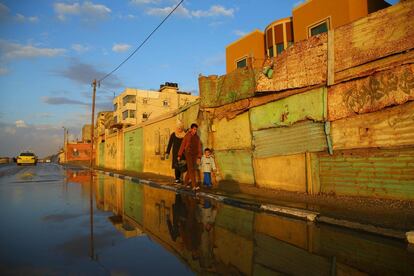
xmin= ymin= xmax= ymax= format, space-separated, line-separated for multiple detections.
xmin=124 ymin=128 xmax=144 ymax=173
xmin=199 ymin=67 xmax=256 ymax=108
xmin=213 ymin=112 xmax=252 ymax=150
xmin=253 ymin=154 xmax=306 ymax=192
xmin=124 ymin=180 xmax=144 ymax=225
xmin=215 ymin=149 xmax=255 ymax=185
xmin=319 ymin=147 xmax=414 ymax=200
xmin=250 ymin=87 xmax=326 ymax=131
xmin=331 ymin=101 xmax=414 ymax=150
xmin=253 ymin=120 xmax=328 ymax=158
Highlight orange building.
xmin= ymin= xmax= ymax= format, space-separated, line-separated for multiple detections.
xmin=292 ymin=0 xmax=390 ymax=42
xmin=225 ymin=0 xmax=391 ymax=73
xmin=225 ymin=30 xmax=264 ymax=74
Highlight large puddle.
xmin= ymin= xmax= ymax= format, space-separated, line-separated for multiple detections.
xmin=1 ymin=166 xmax=413 ymax=275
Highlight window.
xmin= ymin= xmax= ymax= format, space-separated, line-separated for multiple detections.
xmin=236 ymin=58 xmax=247 ymax=69
xmin=114 ymin=116 xmax=118 ymax=123
xmin=310 ymin=21 xmax=328 ymax=37
xmin=268 ymin=46 xmax=274 ymax=58
xmin=122 ymin=110 xmax=128 ymax=120
xmin=122 ymin=95 xmax=136 ymax=106
xmin=130 ymin=110 xmax=135 ymax=118
xmin=143 ymin=98 xmax=148 ymax=104
xmin=276 ymin=43 xmax=284 ymax=55
xmin=113 ymin=103 xmax=118 ymax=111
xmin=163 ymin=100 xmax=169 ymax=107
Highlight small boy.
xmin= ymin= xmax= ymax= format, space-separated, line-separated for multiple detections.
xmin=200 ymin=148 xmax=216 ymax=188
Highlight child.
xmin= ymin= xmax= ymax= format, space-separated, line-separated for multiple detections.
xmin=200 ymin=148 xmax=216 ymax=188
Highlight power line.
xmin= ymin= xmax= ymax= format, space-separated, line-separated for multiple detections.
xmin=98 ymin=0 xmax=185 ymax=84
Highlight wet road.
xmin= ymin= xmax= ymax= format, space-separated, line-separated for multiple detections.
xmin=1 ymin=164 xmax=414 ymax=275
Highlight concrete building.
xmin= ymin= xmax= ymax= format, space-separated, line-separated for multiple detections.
xmin=112 ymin=82 xmax=198 ymax=127
xmin=225 ymin=0 xmax=390 ymax=73
xmin=82 ymin=124 xmax=92 ymax=143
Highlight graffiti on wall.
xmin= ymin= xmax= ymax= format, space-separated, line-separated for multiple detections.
xmin=107 ymin=142 xmax=117 ymax=159
xmin=328 ymin=64 xmax=414 ymax=121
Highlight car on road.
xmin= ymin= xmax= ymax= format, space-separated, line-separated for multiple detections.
xmin=16 ymin=152 xmax=37 ymax=166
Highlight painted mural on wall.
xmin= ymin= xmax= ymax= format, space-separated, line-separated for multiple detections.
xmin=328 ymin=64 xmax=414 ymax=121
xmin=66 ymin=143 xmax=91 ymax=161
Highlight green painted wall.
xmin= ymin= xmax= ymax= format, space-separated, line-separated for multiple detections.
xmin=99 ymin=142 xmax=105 ymax=167
xmin=123 ymin=180 xmax=144 ymax=225
xmin=199 ymin=68 xmax=256 ymax=108
xmin=319 ymin=147 xmax=414 ymax=200
xmin=124 ymin=128 xmax=144 ymax=173
xmin=250 ymin=87 xmax=326 ymax=131
xmin=215 ymin=149 xmax=255 ymax=185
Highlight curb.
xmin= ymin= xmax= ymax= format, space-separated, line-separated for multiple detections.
xmin=94 ymin=169 xmax=411 ymax=243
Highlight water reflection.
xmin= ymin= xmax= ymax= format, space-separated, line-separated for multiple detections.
xmin=93 ymin=172 xmax=414 ymax=275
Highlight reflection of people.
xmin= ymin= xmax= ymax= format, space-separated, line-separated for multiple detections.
xmin=200 ymin=148 xmax=216 ymax=188
xmin=166 ymin=193 xmax=186 ymax=241
xmin=178 ymin=123 xmax=202 ymax=191
xmin=166 ymin=122 xmax=186 ymax=183
xmin=199 ymin=198 xmax=217 ymax=270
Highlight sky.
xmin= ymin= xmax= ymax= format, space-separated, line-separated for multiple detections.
xmin=0 ymin=0 xmax=397 ymax=157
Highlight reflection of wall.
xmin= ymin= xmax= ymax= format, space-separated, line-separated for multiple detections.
xmin=124 ymin=180 xmax=144 ymax=225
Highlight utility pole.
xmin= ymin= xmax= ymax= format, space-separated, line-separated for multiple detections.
xmin=90 ymin=79 xmax=97 ymax=169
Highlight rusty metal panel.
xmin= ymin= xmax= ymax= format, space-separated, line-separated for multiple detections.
xmin=213 ymin=112 xmax=252 ymax=150
xmin=215 ymin=149 xmax=255 ymax=185
xmin=319 ymin=147 xmax=414 ymax=200
xmin=334 ymin=1 xmax=414 ymax=82
xmin=256 ymin=33 xmax=327 ymax=93
xmin=329 ymin=64 xmax=414 ymax=121
xmin=253 ymin=120 xmax=327 ymax=158
xmin=199 ymin=67 xmax=256 ymax=108
xmin=124 ymin=128 xmax=144 ymax=173
xmin=250 ymin=87 xmax=326 ymax=131
xmin=253 ymin=154 xmax=306 ymax=192
xmin=331 ymin=101 xmax=414 ymax=150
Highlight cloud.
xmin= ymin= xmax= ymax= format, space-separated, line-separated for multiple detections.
xmin=15 ymin=13 xmax=39 ymax=23
xmin=54 ymin=1 xmax=111 ymax=22
xmin=0 ymin=121 xmax=67 ymax=157
xmin=15 ymin=120 xmax=28 ymax=128
xmin=71 ymin=43 xmax=90 ymax=53
xmin=0 ymin=66 xmax=8 ymax=75
xmin=0 ymin=40 xmax=66 ymax=60
xmin=42 ymin=96 xmax=87 ymax=106
xmin=130 ymin=0 xmax=160 ymax=4
xmin=146 ymin=4 xmax=234 ymax=18
xmin=0 ymin=3 xmax=10 ymax=20
xmin=294 ymin=1 xmax=305 ymax=7
xmin=55 ymin=59 xmax=123 ymax=88
xmin=234 ymin=30 xmax=247 ymax=37
xmin=112 ymin=43 xmax=131 ymax=53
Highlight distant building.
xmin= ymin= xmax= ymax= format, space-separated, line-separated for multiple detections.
xmin=225 ymin=0 xmax=390 ymax=73
xmin=82 ymin=124 xmax=92 ymax=143
xmin=95 ymin=111 xmax=114 ymax=137
xmin=112 ymin=82 xmax=198 ymax=127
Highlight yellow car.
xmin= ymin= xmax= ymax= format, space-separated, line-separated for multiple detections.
xmin=17 ymin=152 xmax=37 ymax=166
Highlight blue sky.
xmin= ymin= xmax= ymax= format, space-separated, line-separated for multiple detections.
xmin=0 ymin=0 xmax=397 ymax=157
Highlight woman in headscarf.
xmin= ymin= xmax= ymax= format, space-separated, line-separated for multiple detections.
xmin=166 ymin=121 xmax=186 ymax=183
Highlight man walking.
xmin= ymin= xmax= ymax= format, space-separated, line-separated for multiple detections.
xmin=178 ymin=123 xmax=202 ymax=191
